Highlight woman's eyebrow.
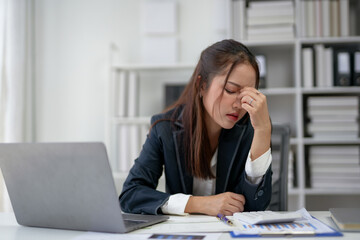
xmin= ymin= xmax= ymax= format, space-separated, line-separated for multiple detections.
xmin=227 ymin=81 xmax=242 ymax=88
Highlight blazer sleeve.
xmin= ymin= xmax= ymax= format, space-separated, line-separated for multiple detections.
xmin=239 ymin=166 xmax=272 ymax=211
xmin=119 ymin=116 xmax=170 ymax=215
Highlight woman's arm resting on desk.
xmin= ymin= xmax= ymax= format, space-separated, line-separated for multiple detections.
xmin=185 ymin=192 xmax=245 ymax=216
xmin=184 ymin=149 xmax=271 ymax=216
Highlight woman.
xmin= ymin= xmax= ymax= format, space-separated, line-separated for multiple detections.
xmin=119 ymin=39 xmax=272 ymax=216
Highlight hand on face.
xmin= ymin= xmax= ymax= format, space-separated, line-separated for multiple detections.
xmin=238 ymin=87 xmax=271 ymax=132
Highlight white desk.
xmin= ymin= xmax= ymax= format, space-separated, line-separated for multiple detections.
xmin=0 ymin=212 xmax=358 ymax=240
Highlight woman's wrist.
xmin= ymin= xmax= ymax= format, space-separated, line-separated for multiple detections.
xmin=184 ymin=196 xmax=206 ymax=214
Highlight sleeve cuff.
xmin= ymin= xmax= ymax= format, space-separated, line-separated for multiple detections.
xmin=245 ymin=148 xmax=272 ymax=184
xmin=160 ymin=193 xmax=191 ymax=215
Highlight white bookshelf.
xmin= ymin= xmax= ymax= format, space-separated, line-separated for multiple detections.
xmin=107 ymin=0 xmax=360 ymax=211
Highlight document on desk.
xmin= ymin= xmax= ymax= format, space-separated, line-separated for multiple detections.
xmin=132 ymin=215 xmax=244 ymax=234
xmin=72 ymin=232 xmax=222 ymax=240
xmin=231 ymin=208 xmax=343 ymax=238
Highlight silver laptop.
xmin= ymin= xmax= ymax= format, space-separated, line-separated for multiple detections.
xmin=0 ymin=142 xmax=168 ymax=233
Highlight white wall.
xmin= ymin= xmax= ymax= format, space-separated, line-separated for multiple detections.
xmin=34 ymin=0 xmax=221 ymax=142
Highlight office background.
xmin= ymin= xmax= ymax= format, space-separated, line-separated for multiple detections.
xmin=0 ymin=0 xmax=360 ymax=212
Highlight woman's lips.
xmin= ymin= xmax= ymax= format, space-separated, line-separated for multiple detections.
xmin=226 ymin=113 xmax=239 ymax=122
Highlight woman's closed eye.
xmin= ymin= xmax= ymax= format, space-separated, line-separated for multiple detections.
xmin=225 ymin=88 xmax=238 ymax=95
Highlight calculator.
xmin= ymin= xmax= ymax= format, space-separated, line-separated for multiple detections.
xmin=233 ymin=211 xmax=303 ymax=225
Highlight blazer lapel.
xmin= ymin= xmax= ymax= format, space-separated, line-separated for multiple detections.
xmin=216 ymin=123 xmax=247 ymax=193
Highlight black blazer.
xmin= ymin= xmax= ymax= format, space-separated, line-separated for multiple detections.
xmin=119 ymin=106 xmax=272 ymax=215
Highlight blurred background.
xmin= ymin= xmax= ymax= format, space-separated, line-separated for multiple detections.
xmin=0 ymin=0 xmax=360 ymax=212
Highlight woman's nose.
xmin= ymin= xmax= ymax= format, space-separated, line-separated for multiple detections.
xmin=233 ymin=96 xmax=242 ymax=109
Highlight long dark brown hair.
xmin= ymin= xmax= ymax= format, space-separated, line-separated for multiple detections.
xmin=157 ymin=39 xmax=259 ymax=179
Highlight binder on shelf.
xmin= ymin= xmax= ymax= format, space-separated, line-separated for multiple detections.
xmin=339 ymin=0 xmax=350 ymax=37
xmin=321 ymin=0 xmax=331 ymax=37
xmin=314 ymin=44 xmax=325 ymax=87
xmin=302 ymin=48 xmax=314 ymax=88
xmin=256 ymin=55 xmax=266 ymax=89
xmin=324 ymin=47 xmax=334 ymax=87
xmin=353 ymin=51 xmax=360 ymax=86
xmin=334 ymin=50 xmax=351 ymax=86
xmin=330 ymin=0 xmax=339 ymax=37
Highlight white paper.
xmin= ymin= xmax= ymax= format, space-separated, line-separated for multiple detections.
xmin=132 ymin=215 xmax=244 ymax=234
xmin=72 ymin=232 xmax=222 ymax=240
xmin=232 ymin=208 xmax=339 ymax=236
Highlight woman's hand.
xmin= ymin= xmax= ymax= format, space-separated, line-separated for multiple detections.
xmin=184 ymin=192 xmax=245 ymax=216
xmin=238 ymin=87 xmax=271 ymax=132
xmin=238 ymin=87 xmax=271 ymax=160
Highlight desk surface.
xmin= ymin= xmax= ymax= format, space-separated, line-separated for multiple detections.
xmin=0 ymin=211 xmax=358 ymax=240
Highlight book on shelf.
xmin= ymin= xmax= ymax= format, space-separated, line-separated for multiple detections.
xmin=322 ymin=0 xmax=331 ymax=37
xmin=330 ymin=208 xmax=360 ymax=232
xmin=339 ymin=0 xmax=350 ymax=36
xmin=302 ymin=46 xmax=360 ymax=88
xmin=314 ymin=0 xmax=322 ymax=38
xmin=324 ymin=47 xmax=334 ymax=87
xmin=330 ymin=0 xmax=340 ymax=37
xmin=314 ymin=44 xmax=325 ymax=87
xmin=302 ymin=0 xmax=349 ymax=38
xmin=302 ymin=48 xmax=314 ymax=88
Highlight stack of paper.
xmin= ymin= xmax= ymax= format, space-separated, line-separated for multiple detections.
xmin=306 ymin=96 xmax=359 ymax=139
xmin=309 ymin=146 xmax=360 ymax=190
xmin=246 ymin=0 xmax=295 ymax=41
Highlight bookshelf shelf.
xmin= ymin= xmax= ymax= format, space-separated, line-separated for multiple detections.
xmin=107 ymin=0 xmax=360 ymax=212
